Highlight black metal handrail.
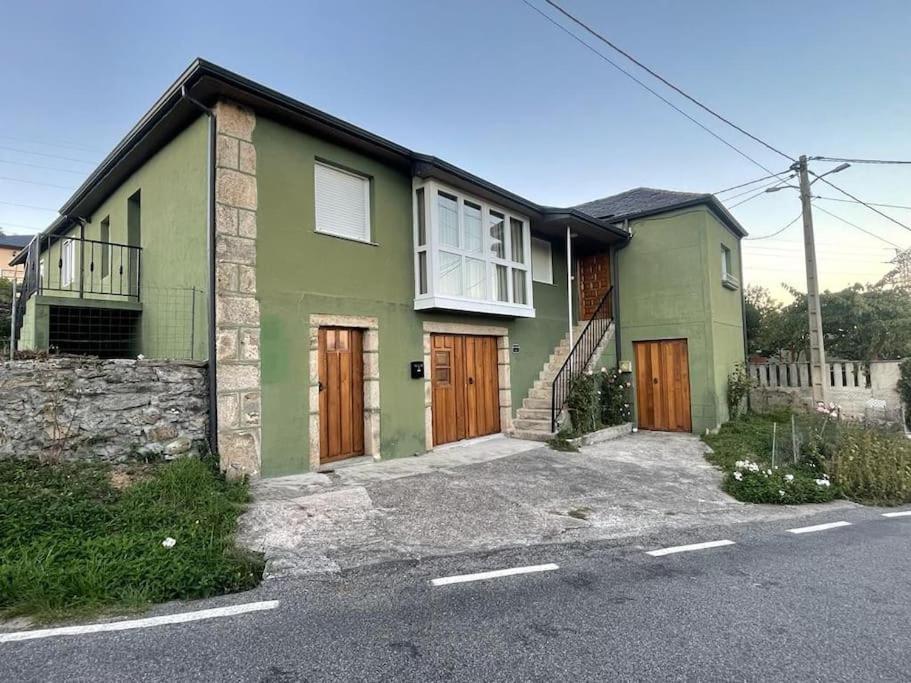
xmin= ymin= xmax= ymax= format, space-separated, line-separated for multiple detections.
xmin=550 ymin=285 xmax=614 ymax=432
xmin=32 ymin=233 xmax=142 ymax=300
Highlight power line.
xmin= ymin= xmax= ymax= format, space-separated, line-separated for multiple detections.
xmin=519 ymin=0 xmax=789 ymax=179
xmin=540 ymin=0 xmax=795 ymax=164
xmin=813 ymin=204 xmax=902 ymax=248
xmin=0 ymin=133 xmax=99 ymax=154
xmin=814 ymin=196 xmax=911 ymax=211
xmin=0 ymin=158 xmax=87 ymax=175
xmin=0 ymin=199 xmax=58 ymax=212
xmin=725 ymin=175 xmax=795 ymax=207
xmin=0 ymin=175 xmax=72 ymax=190
xmin=0 ymin=221 xmax=44 ymax=232
xmin=814 ymin=175 xmax=911 ymax=233
xmin=0 ymin=144 xmax=94 ymax=166
xmin=811 ymin=156 xmax=911 ymax=165
xmin=714 ymin=172 xmax=789 ymax=195
xmin=744 ymin=212 xmax=803 ymax=241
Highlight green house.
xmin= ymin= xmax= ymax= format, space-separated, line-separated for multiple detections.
xmin=11 ymin=60 xmax=746 ymax=477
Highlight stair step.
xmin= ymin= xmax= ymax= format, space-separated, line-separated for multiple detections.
xmin=528 ymin=387 xmax=552 ymax=400
xmin=510 ymin=429 xmax=556 ymax=443
xmin=516 ymin=407 xmax=550 ymax=420
xmin=514 ymin=418 xmax=552 ymax=431
xmin=523 ymin=398 xmax=551 ymax=410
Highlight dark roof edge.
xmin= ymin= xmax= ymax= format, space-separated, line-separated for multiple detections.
xmin=605 ymin=195 xmax=748 ymax=238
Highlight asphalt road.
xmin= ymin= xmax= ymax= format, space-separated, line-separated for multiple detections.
xmin=3 ymin=507 xmax=910 ymax=682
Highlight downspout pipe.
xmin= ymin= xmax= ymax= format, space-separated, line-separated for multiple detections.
xmin=182 ymin=87 xmax=219 ymax=456
xmin=613 ymin=219 xmax=632 ymax=369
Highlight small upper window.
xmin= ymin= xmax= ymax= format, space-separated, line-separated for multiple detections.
xmin=531 ymin=238 xmax=553 ymax=284
xmin=314 ymin=161 xmax=371 ymax=243
xmin=721 ymin=244 xmax=732 ymax=276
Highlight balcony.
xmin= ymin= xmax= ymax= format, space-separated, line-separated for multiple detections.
xmin=20 ymin=234 xmax=142 ymax=302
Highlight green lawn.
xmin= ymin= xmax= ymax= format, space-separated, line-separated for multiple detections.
xmin=0 ymin=456 xmax=263 ymax=622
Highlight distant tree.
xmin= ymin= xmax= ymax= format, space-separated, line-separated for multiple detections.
xmin=746 ymin=283 xmax=911 ymax=361
xmin=0 ymin=277 xmax=11 ymax=349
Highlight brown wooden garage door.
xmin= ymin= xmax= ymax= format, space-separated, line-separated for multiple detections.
xmin=431 ymin=334 xmax=500 ymax=446
xmin=634 ymin=339 xmax=692 ymax=432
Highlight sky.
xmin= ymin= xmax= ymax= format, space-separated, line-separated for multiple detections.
xmin=1 ymin=0 xmax=909 ymax=300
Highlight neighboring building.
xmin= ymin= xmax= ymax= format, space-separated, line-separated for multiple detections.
xmin=1 ymin=234 xmax=32 ymax=282
xmin=12 ymin=60 xmax=746 ymax=477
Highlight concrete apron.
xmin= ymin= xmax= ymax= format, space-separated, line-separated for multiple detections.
xmin=236 ymin=432 xmax=852 ymax=579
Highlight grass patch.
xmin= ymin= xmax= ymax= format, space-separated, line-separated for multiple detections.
xmin=832 ymin=425 xmax=911 ymax=506
xmin=704 ymin=411 xmax=839 ymax=505
xmin=0 ymin=456 xmax=263 ymax=622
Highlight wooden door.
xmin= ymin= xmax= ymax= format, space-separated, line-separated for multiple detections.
xmin=578 ymin=251 xmax=612 ymax=320
xmin=431 ymin=334 xmax=500 ymax=446
xmin=634 ymin=339 xmax=692 ymax=432
xmin=318 ymin=327 xmax=364 ymax=463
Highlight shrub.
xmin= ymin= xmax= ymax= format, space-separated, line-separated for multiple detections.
xmin=727 ymin=362 xmax=753 ymax=419
xmin=598 ymin=367 xmax=632 ymax=426
xmin=898 ymin=358 xmax=911 ymax=428
xmin=723 ymin=459 xmax=838 ymax=504
xmin=832 ymin=425 xmax=911 ymax=505
xmin=567 ymin=372 xmax=601 ymax=435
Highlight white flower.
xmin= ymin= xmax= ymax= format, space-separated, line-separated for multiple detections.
xmin=766 ymin=469 xmax=773 ymax=476
xmin=162 ymin=537 xmax=177 ymax=549
xmin=601 ymin=367 xmax=607 ymax=373
xmin=815 ymin=479 xmax=831 ymax=488
xmin=733 ymin=471 xmax=743 ymax=481
xmin=785 ymin=474 xmax=794 ymax=482
xmin=816 ymin=402 xmax=830 ymax=414
xmin=137 ymin=354 xmax=145 ymax=360
xmin=586 ymin=369 xmax=593 ymax=376
xmin=779 ymin=490 xmax=786 ymax=497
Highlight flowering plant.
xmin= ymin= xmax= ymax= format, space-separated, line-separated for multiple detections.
xmin=724 ymin=457 xmax=838 ymax=504
xmin=599 ymin=367 xmax=632 ymax=426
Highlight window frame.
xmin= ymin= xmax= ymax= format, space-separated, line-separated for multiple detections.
xmin=531 ymin=237 xmax=554 ymax=285
xmin=61 ymin=239 xmax=75 ymax=287
xmin=412 ymin=179 xmax=535 ymax=317
xmin=314 ymin=160 xmax=373 ymax=244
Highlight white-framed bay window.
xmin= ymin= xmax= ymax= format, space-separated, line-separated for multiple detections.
xmin=413 ymin=179 xmax=534 ymax=317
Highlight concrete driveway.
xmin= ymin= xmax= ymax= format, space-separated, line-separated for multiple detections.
xmin=237 ymin=431 xmax=852 ymax=578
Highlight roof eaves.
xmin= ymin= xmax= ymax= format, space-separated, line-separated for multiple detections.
xmin=604 ymin=195 xmax=747 ymax=238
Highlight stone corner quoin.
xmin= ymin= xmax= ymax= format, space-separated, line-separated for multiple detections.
xmin=214 ymin=100 xmax=262 ymax=480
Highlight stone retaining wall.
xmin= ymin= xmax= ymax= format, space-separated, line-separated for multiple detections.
xmin=0 ymin=357 xmax=208 ymax=462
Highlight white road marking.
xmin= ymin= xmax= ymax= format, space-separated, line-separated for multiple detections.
xmin=430 ymin=563 xmax=559 ymax=586
xmin=787 ymin=521 xmax=852 ymax=534
xmin=0 ymin=600 xmax=280 ymax=644
xmin=645 ymin=540 xmax=735 ymax=557
xmin=882 ymin=511 xmax=911 ymax=518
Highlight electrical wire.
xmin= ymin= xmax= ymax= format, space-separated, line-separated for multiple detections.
xmin=813 ymin=204 xmax=902 ymax=248
xmin=0 ymin=158 xmax=87 ymax=175
xmin=0 ymin=199 xmax=58 ymax=212
xmin=0 ymin=145 xmax=94 ymax=165
xmin=540 ymin=0 xmax=795 ymax=163
xmin=0 ymin=175 xmax=71 ymax=190
xmin=813 ymin=196 xmax=911 ymax=211
xmin=813 ymin=175 xmax=911 ymax=233
xmin=724 ymin=175 xmax=795 ymax=206
xmin=714 ymin=172 xmax=790 ymax=195
xmin=811 ymin=156 xmax=911 ymax=165
xmin=744 ymin=212 xmax=803 ymax=241
xmin=0 ymin=133 xmax=98 ymax=154
xmin=519 ymin=0 xmax=790 ymax=180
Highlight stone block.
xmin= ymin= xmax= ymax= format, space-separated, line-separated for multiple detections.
xmin=217 ymin=295 xmax=260 ymax=326
xmin=216 ymin=329 xmax=238 ymax=360
xmin=216 ymin=168 xmax=257 ymax=210
xmin=216 ymin=135 xmax=239 ymax=169
xmin=240 ymin=328 xmax=260 ymax=361
xmin=215 ymin=101 xmax=256 ymax=141
xmin=216 ymin=235 xmax=256 ymax=265
xmin=241 ymin=391 xmax=261 ymax=426
xmin=216 ymin=203 xmax=238 ymax=236
xmin=216 ymin=262 xmax=239 ymax=292
xmin=219 ymin=429 xmax=260 ymax=480
xmin=238 ymin=209 xmax=257 ymax=238
xmin=217 ymin=363 xmax=260 ymax=392
xmin=218 ymin=393 xmax=239 ymax=426
xmin=238 ymin=265 xmax=256 ymax=294
xmin=238 ymin=141 xmax=256 ymax=175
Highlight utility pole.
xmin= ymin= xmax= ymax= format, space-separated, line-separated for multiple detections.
xmin=796 ymin=154 xmax=828 ymax=403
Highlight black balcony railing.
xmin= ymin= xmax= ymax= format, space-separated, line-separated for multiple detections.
xmin=30 ymin=233 xmax=142 ymax=300
xmin=551 ymin=285 xmax=614 ymax=432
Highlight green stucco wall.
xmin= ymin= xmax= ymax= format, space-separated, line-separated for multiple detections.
xmin=19 ymin=118 xmax=208 ymax=359
xmin=610 ymin=207 xmax=745 ymax=434
xmin=254 ymin=117 xmax=572 ymax=475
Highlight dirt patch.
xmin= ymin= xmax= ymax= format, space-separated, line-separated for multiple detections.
xmin=107 ymin=465 xmax=154 ymax=491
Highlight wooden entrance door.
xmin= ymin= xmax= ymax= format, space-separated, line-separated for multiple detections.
xmin=431 ymin=334 xmax=500 ymax=446
xmin=634 ymin=339 xmax=692 ymax=432
xmin=318 ymin=327 xmax=364 ymax=463
xmin=578 ymin=251 xmax=612 ymax=320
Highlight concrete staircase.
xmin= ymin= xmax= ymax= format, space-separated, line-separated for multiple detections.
xmin=511 ymin=321 xmax=615 ymax=442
